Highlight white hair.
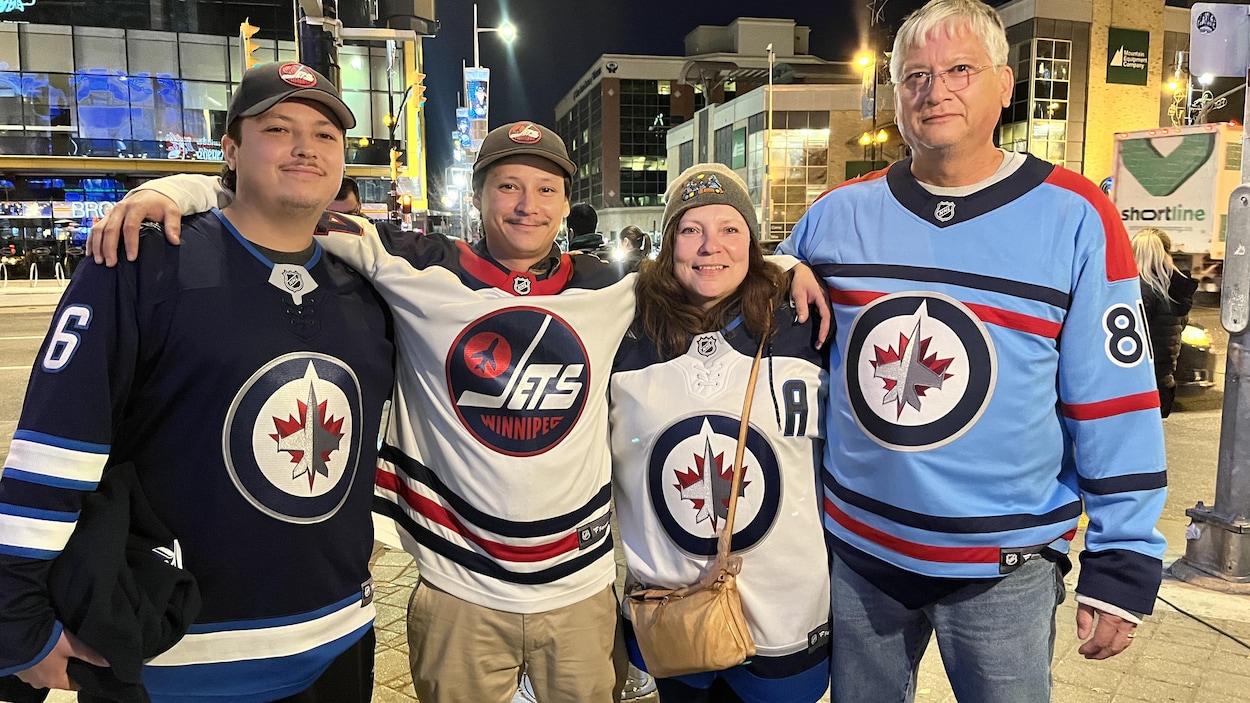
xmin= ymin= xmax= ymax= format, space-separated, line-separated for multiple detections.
xmin=890 ymin=0 xmax=1010 ymax=83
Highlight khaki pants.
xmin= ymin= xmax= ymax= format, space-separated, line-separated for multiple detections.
xmin=407 ymin=580 xmax=627 ymax=703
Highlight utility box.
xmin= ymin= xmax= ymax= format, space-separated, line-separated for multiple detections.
xmin=1110 ymin=122 xmax=1243 ymax=259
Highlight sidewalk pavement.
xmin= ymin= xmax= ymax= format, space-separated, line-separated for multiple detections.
xmin=0 ymin=279 xmax=68 ymax=308
xmin=362 ymin=535 xmax=1250 ymax=703
xmin=40 ymin=537 xmax=1250 ymax=703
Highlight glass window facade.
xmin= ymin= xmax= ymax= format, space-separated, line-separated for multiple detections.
xmin=557 ymin=84 xmax=603 ymax=205
xmin=0 ymin=23 xmax=404 ymax=160
xmin=765 ymin=111 xmax=829 ymax=243
xmin=618 ymin=79 xmax=670 ymax=207
xmin=1000 ymin=20 xmax=1089 ymax=173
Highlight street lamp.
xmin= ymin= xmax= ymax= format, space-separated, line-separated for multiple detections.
xmin=473 ymin=3 xmax=517 ymax=68
xmin=762 ymin=43 xmax=775 ymax=239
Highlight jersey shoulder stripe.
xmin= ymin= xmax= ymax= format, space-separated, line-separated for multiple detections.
xmin=1042 ymin=166 xmax=1138 ymax=282
xmin=812 ymin=166 xmax=889 ymax=204
xmin=817 ymin=263 xmax=1070 ymax=310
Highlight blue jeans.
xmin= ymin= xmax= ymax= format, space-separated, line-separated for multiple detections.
xmin=830 ymin=553 xmax=1065 ymax=703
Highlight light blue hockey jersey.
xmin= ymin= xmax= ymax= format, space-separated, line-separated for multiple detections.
xmin=777 ymin=155 xmax=1167 ymax=615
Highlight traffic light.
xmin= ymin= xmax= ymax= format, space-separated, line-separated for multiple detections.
xmin=412 ymin=73 xmax=427 ymax=108
xmin=399 ymin=194 xmax=413 ymax=214
xmin=389 ymin=148 xmax=403 ymax=182
xmin=240 ymin=20 xmax=261 ymax=70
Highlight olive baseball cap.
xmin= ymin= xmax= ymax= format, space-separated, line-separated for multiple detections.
xmin=473 ymin=121 xmax=576 ymax=178
xmin=227 ymin=61 xmax=356 ymax=130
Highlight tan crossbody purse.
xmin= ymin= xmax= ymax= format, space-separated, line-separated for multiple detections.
xmin=624 ymin=327 xmax=766 ymax=679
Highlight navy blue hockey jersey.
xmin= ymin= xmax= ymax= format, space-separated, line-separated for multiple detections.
xmin=0 ymin=210 xmax=394 ymax=702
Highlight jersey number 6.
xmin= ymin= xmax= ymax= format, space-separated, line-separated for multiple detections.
xmin=42 ymin=305 xmax=93 ymax=373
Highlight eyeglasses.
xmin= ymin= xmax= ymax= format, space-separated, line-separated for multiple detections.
xmin=898 ymin=64 xmax=994 ymax=95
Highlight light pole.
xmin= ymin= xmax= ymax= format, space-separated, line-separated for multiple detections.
xmin=472 ymin=3 xmax=517 ymax=68
xmin=762 ymin=43 xmax=775 ymax=240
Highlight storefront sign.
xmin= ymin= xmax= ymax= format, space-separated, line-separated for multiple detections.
xmin=165 ymin=134 xmax=224 ymax=161
xmin=1107 ymin=27 xmax=1150 ymax=86
xmin=0 ymin=1 xmax=37 ymax=13
xmin=53 ymin=201 xmax=116 ymax=221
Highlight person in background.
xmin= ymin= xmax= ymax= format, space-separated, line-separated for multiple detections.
xmin=777 ymin=0 xmax=1167 ymax=700
xmin=567 ymin=202 xmax=609 ymax=257
xmin=330 ymin=176 xmax=364 ymax=216
xmin=615 ymin=225 xmax=650 ymax=274
xmin=611 ymin=164 xmax=830 ymax=703
xmin=1133 ymin=227 xmax=1197 ymax=417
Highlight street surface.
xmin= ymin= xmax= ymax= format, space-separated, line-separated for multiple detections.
xmin=0 ymin=303 xmax=1243 ymax=702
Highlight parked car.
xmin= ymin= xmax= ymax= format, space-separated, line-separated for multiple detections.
xmin=1175 ymin=323 xmax=1217 ymax=397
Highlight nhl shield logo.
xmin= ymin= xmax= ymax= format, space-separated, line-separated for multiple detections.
xmin=695 ymin=334 xmax=717 ymax=357
xmin=223 ymin=353 xmax=364 ymax=523
xmin=647 ymin=415 xmax=781 ymax=556
xmin=512 ymin=276 xmax=533 ymax=295
xmin=934 ymin=200 xmax=956 ymax=223
xmin=284 ymin=270 xmax=304 ymax=292
xmin=846 ymin=292 xmax=996 ymax=451
xmin=447 ymin=307 xmax=590 ymax=456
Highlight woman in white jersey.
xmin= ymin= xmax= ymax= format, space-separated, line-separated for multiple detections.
xmin=608 ymin=163 xmax=831 ymax=703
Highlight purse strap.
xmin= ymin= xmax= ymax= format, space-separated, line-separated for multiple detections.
xmin=714 ymin=320 xmax=769 ymax=566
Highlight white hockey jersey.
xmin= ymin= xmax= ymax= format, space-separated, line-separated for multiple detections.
xmin=610 ymin=306 xmax=831 ymax=679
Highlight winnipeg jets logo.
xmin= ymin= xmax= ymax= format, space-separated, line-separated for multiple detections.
xmin=673 ymin=436 xmax=749 ymax=530
xmin=447 ymin=307 xmax=589 ymax=456
xmin=224 ymin=354 xmax=364 ymax=523
xmin=870 ymin=312 xmax=955 ymax=418
xmin=648 ymin=415 xmax=780 ymax=556
xmin=847 ymin=293 xmax=996 ymax=451
xmin=934 ymin=200 xmax=956 ymax=223
xmin=269 ymin=367 xmax=345 ymax=490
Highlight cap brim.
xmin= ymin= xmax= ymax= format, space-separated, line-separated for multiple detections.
xmin=238 ymin=89 xmax=357 ymax=130
xmin=474 ymin=147 xmax=576 ymax=178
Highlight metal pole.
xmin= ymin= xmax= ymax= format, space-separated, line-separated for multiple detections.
xmin=763 ymin=44 xmax=774 ymax=240
xmin=473 ymin=3 xmax=481 ymax=69
xmin=1174 ymin=67 xmax=1250 ymax=591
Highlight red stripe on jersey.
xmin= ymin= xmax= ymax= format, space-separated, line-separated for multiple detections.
xmin=824 ymin=498 xmax=1001 ymax=563
xmin=376 ymin=469 xmax=580 ymax=562
xmin=1061 ymin=391 xmax=1160 ymax=420
xmin=1043 ymin=167 xmax=1138 ymax=283
xmin=830 ymin=289 xmax=1059 ymax=338
xmin=963 ymin=303 xmax=1061 ymax=339
xmin=454 ymin=240 xmax=573 ymax=295
xmin=813 ymin=167 xmax=890 ymax=205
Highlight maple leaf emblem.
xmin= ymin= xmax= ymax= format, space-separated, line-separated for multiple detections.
xmin=270 ymin=367 xmax=345 ymax=490
xmin=673 ymin=436 xmax=748 ymax=530
xmin=870 ymin=311 xmax=955 ymax=419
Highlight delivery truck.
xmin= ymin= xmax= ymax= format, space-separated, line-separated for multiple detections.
xmin=1110 ymin=122 xmax=1242 ymax=264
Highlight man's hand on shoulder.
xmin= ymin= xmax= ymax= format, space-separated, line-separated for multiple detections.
xmin=16 ymin=630 xmax=109 ymax=690
xmin=89 ymin=191 xmax=182 ymax=266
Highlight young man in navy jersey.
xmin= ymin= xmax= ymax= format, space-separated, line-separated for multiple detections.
xmin=0 ymin=62 xmax=394 ymax=702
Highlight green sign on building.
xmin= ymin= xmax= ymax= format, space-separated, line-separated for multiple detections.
xmin=1107 ymin=27 xmax=1149 ymax=86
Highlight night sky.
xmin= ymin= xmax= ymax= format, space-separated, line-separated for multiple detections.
xmin=418 ymin=0 xmax=934 ymax=195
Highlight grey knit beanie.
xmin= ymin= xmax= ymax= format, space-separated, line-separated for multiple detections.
xmin=662 ymin=163 xmax=759 ymax=239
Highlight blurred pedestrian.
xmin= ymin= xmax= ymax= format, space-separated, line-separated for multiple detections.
xmin=1133 ymin=227 xmax=1197 ymax=417
xmin=330 ymin=176 xmax=364 ymax=216
xmin=616 ymin=225 xmax=650 ymax=273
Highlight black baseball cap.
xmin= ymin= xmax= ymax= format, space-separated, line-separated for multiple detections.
xmin=473 ymin=121 xmax=575 ymax=178
xmin=227 ymin=62 xmax=356 ymax=130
